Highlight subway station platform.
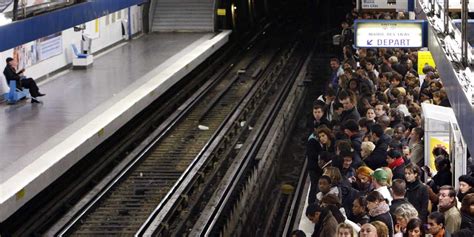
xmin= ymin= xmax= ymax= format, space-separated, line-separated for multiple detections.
xmin=0 ymin=30 xmax=231 ymax=222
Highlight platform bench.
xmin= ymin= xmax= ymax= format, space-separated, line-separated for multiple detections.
xmin=4 ymin=81 xmax=29 ymax=104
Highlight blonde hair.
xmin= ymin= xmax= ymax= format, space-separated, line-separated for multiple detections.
xmin=371 ymin=220 xmax=389 ymax=237
xmin=336 ymin=223 xmax=356 ymax=237
xmin=361 ymin=141 xmax=376 ymax=158
xmin=382 ymin=167 xmax=393 ymax=187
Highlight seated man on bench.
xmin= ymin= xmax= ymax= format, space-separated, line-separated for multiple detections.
xmin=3 ymin=57 xmax=45 ymax=103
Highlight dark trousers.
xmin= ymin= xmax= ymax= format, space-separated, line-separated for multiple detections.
xmin=308 ymin=170 xmax=320 ymax=204
xmin=9 ymin=78 xmax=40 ymax=97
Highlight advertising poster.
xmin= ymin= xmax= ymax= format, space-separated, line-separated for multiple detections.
xmin=12 ymin=32 xmax=63 ymax=69
xmin=418 ymin=51 xmax=436 ymax=75
xmin=428 ymin=136 xmax=450 ymax=172
xmin=13 ymin=43 xmax=37 ymax=69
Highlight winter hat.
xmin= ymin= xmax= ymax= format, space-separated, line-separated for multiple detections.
xmin=459 ymin=175 xmax=474 ymax=187
xmin=371 ymin=168 xmax=388 ymax=182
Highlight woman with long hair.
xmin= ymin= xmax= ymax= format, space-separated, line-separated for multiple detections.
xmin=460 ymin=193 xmax=474 ymax=232
xmin=317 ymin=126 xmax=335 ymax=153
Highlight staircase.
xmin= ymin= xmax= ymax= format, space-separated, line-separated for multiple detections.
xmin=151 ymin=0 xmax=214 ymax=32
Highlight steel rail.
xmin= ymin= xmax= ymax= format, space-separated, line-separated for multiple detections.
xmin=137 ymin=30 xmax=291 ymax=237
xmin=189 ymin=41 xmax=308 ymax=236
xmin=47 ymin=26 xmax=276 ymax=237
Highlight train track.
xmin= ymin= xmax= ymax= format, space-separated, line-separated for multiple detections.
xmin=46 ymin=25 xmax=299 ymax=236
xmin=188 ymin=34 xmax=311 ymax=237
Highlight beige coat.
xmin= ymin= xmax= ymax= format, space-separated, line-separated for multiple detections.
xmin=443 ymin=205 xmax=461 ymax=234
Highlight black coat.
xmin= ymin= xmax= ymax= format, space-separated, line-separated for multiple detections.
xmin=350 ymin=133 xmax=363 ymax=168
xmin=391 ymin=162 xmax=405 ymax=181
xmin=364 ymin=134 xmax=391 ymax=170
xmin=350 ymin=213 xmax=370 ymax=226
xmin=308 ymin=116 xmax=330 ymax=132
xmin=370 ymin=212 xmax=394 ymax=237
xmin=460 ymin=212 xmax=474 ymax=232
xmin=3 ymin=65 xmax=21 ymax=84
xmin=306 ymin=134 xmax=322 ymax=173
xmin=341 ymin=28 xmax=354 ymax=47
xmin=406 ymin=179 xmax=429 ymax=222
xmin=392 ymin=63 xmax=408 ymax=77
xmin=339 ymin=107 xmax=361 ymax=124
xmin=433 ymin=170 xmax=453 ymax=191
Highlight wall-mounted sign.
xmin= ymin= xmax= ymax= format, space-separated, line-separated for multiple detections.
xmin=354 ymin=20 xmax=427 ymax=48
xmin=36 ymin=32 xmax=63 ymax=61
xmin=357 ymin=0 xmax=414 ymax=12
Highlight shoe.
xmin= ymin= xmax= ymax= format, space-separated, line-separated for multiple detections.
xmin=37 ymin=93 xmax=46 ymax=97
xmin=31 ymin=98 xmax=41 ymax=104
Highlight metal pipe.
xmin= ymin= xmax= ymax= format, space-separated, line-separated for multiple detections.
xmin=12 ymin=0 xmax=18 ymax=21
xmin=431 ymin=0 xmax=435 ymax=15
xmin=461 ymin=0 xmax=469 ymax=66
xmin=444 ymin=0 xmax=449 ymax=35
xmin=21 ymin=0 xmax=25 ymax=19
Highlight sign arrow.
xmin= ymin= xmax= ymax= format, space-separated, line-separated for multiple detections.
xmin=367 ymin=40 xmax=373 ymax=45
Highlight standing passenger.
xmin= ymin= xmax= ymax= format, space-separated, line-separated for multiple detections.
xmin=438 ymin=185 xmax=462 ymax=233
xmin=404 ymin=163 xmax=429 ymax=222
xmin=306 ymin=204 xmax=338 ymax=237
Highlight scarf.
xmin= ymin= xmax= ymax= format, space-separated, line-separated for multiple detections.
xmin=388 ymin=157 xmax=404 ymax=169
xmin=406 ymin=179 xmax=421 ymax=191
xmin=457 ymin=188 xmax=474 ymax=202
xmin=368 ymin=201 xmax=390 ymax=217
xmin=439 ymin=201 xmax=456 ymax=213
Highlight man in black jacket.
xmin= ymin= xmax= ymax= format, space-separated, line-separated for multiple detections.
xmin=390 ymin=179 xmax=410 ymax=220
xmin=365 ymin=124 xmax=391 ymax=170
xmin=3 ymin=57 xmax=45 ymax=103
xmin=342 ymin=119 xmax=363 ymax=168
xmin=338 ymin=90 xmax=360 ymax=124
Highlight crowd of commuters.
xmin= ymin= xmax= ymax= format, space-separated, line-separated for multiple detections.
xmin=291 ymin=7 xmax=474 ymax=237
